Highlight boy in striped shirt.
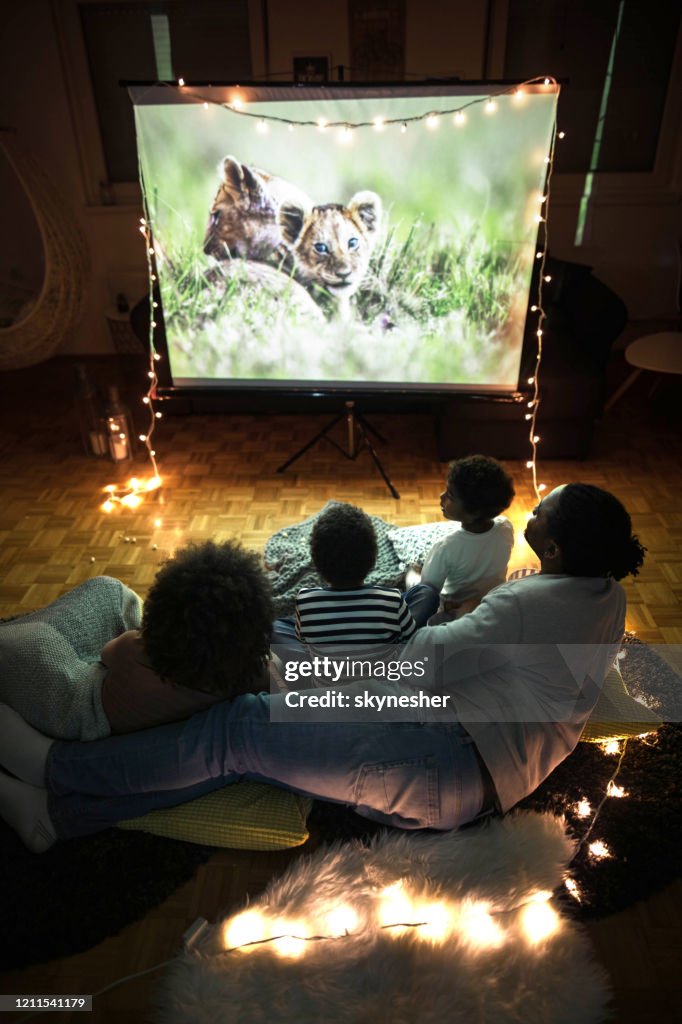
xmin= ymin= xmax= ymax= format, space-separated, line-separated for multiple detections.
xmin=295 ymin=504 xmax=437 ymax=645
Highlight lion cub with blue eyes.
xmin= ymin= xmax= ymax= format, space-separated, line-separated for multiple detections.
xmin=277 ymin=192 xmax=382 ymax=318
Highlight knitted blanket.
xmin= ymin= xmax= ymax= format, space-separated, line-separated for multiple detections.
xmin=264 ymin=502 xmax=403 ymax=618
xmin=0 ymin=576 xmax=142 ymax=740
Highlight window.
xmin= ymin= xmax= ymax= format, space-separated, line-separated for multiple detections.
xmin=505 ymin=0 xmax=679 ymax=173
xmin=79 ymin=1 xmax=252 ymax=183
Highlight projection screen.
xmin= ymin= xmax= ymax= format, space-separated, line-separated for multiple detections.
xmin=131 ymin=83 xmax=558 ymax=392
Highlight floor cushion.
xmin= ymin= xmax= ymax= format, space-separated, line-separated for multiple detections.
xmin=580 ymin=660 xmax=662 ymax=742
xmin=118 ymin=781 xmax=312 ymax=850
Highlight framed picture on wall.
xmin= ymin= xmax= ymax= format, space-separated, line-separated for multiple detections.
xmin=293 ymin=55 xmax=330 ymax=83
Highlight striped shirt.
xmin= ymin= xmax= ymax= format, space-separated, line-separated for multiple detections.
xmin=295 ymin=586 xmax=418 ymax=645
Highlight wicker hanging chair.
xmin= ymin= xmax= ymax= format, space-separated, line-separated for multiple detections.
xmin=0 ymin=131 xmax=89 ymax=370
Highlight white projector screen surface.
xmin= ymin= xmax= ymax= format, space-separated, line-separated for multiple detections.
xmin=132 ymin=84 xmax=557 ymax=391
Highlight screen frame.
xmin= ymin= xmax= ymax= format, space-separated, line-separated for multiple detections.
xmin=129 ymin=80 xmax=555 ymax=401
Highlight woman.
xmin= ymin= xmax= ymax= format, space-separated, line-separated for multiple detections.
xmin=0 ymin=484 xmax=645 ymax=853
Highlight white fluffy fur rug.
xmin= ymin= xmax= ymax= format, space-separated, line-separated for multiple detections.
xmin=155 ymin=812 xmax=611 ymax=1023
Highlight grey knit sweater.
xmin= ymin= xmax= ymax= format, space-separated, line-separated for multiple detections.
xmin=0 ymin=576 xmax=142 ymax=740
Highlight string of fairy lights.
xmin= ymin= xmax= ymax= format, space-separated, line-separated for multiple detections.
xmin=99 ymin=73 xmax=563 ymax=512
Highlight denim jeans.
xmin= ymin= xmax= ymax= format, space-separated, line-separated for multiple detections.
xmin=46 ymin=684 xmax=484 ymax=839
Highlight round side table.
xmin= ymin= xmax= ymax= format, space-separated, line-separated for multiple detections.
xmin=605 ymin=331 xmax=682 ymax=412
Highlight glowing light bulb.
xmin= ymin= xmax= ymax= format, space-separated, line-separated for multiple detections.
xmin=601 ymin=739 xmax=621 ymax=755
xmin=153 ymin=352 xmax=162 ymax=361
xmin=576 ymin=798 xmax=592 ymax=818
xmin=536 ymin=252 xmax=543 ymax=259
xmin=533 ymin=435 xmax=540 ymax=443
xmin=588 ymin=840 xmax=611 ymax=860
xmin=101 ymin=500 xmax=114 ymax=514
xmin=256 ymin=118 xmax=268 ymax=134
xmin=526 ymin=460 xmax=533 ymax=469
xmin=565 ymin=878 xmax=581 ymax=902
xmin=558 ymin=130 xmax=565 ymax=139
xmin=538 ymin=483 xmax=547 ymax=491
xmin=327 ymin=905 xmax=358 ymax=936
xmin=121 ymin=493 xmax=142 ymax=509
xmin=607 ymin=782 xmax=627 ymax=798
xmin=142 ymin=397 xmax=150 ymax=405
xmin=148 ymin=248 xmax=155 ymax=256
xmin=145 ymin=476 xmax=162 ymax=490
xmin=538 ymin=194 xmax=547 ymax=203
xmin=203 ymin=102 xmax=209 ymax=110
xmin=400 ymin=122 xmax=407 ymax=133
xmin=338 ymin=125 xmax=353 ymax=143
xmin=151 ymin=320 xmax=157 ymax=328
xmin=425 ymin=113 xmax=440 ymax=130
xmin=288 ymin=123 xmax=294 ymax=132
xmin=378 ymin=881 xmax=412 ymax=936
xmin=513 ymin=88 xmax=525 ymax=103
xmin=155 ymin=411 xmax=162 ymax=419
xmin=177 ymin=78 xmax=185 ymax=87
xmin=535 ymin=214 xmax=544 ymax=223
xmin=154 ymin=518 xmax=163 ymax=528
xmin=520 ymin=900 xmax=559 ymax=944
xmin=223 ymin=910 xmax=267 ymax=951
xmin=530 ymin=305 xmax=538 ymax=311
xmin=373 ymin=116 xmax=385 ymax=132
xmin=544 ymin=156 xmax=551 ymax=163
xmin=317 ymin=117 xmax=328 ymax=132
xmin=485 ymin=99 xmax=497 ymax=114
xmin=272 ymin=920 xmax=307 ymax=958
xmin=459 ymin=902 xmax=504 ymax=949
xmin=527 ymin=377 xmax=535 ymax=384
xmin=536 ymin=329 xmax=543 ymax=337
xmin=139 ymin=434 xmax=147 ymax=442
xmin=413 ymin=900 xmax=452 ymax=943
xmin=525 ymin=414 xmax=532 ymax=420
xmin=454 ymin=110 xmax=466 ymax=126
xmin=544 ymin=77 xmax=551 ymax=86
xmin=151 ymin=274 xmax=156 ymax=281
xmin=543 ymin=275 xmax=552 ymax=282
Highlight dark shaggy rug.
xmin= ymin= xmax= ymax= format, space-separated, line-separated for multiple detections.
xmin=0 ymin=824 xmax=214 ymax=971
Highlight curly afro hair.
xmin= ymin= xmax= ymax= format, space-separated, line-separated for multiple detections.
xmin=447 ymin=455 xmax=515 ymax=518
xmin=310 ymin=503 xmax=377 ymax=588
xmin=141 ymin=540 xmax=273 ymax=695
xmin=545 ymin=483 xmax=646 ymax=581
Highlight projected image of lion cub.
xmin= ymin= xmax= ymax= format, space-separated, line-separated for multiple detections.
xmin=278 ymin=192 xmax=383 ymax=317
xmin=203 ymin=156 xmax=312 ymax=262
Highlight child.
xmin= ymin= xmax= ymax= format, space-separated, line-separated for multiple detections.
xmin=419 ymin=455 xmax=515 ymax=618
xmin=0 ymin=540 xmax=274 ymax=739
xmin=293 ymin=503 xmax=437 ymax=646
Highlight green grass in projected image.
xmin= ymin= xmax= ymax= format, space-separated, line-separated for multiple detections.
xmin=134 ymin=91 xmax=556 ymax=387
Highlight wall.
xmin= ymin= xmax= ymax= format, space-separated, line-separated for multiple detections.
xmin=1 ymin=0 xmax=681 ymax=359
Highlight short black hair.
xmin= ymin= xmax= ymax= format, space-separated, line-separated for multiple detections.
xmin=141 ymin=540 xmax=273 ymax=695
xmin=310 ymin=503 xmax=377 ymax=588
xmin=446 ymin=455 xmax=515 ymax=518
xmin=545 ymin=483 xmax=646 ymax=580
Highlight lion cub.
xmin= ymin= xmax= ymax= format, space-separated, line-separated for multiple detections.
xmin=277 ymin=192 xmax=383 ymax=318
xmin=203 ymin=156 xmax=312 ymax=263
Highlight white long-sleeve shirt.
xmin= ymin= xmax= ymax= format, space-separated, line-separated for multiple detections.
xmin=405 ymin=573 xmax=625 ymax=812
xmin=420 ymin=516 xmax=514 ymax=600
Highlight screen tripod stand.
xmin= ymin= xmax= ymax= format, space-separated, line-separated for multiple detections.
xmin=276 ymin=401 xmax=400 ymax=499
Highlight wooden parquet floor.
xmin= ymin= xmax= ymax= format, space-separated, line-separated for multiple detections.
xmin=1 ymin=356 xmax=681 ymax=1021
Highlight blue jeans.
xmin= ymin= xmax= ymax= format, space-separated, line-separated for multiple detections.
xmin=46 ymin=684 xmax=484 ymax=839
